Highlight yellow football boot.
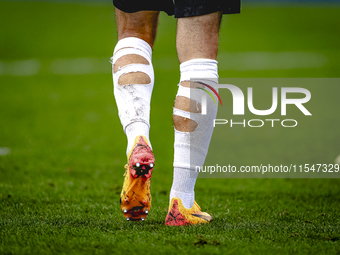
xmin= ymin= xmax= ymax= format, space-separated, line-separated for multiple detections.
xmin=165 ymin=197 xmax=212 ymax=226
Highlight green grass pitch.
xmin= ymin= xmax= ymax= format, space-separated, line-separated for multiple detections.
xmin=0 ymin=1 xmax=340 ymax=254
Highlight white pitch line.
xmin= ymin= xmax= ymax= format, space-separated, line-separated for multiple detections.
xmin=217 ymin=51 xmax=329 ymax=71
xmin=0 ymin=59 xmax=41 ymax=76
xmin=0 ymin=147 xmax=11 ymax=156
xmin=0 ymin=52 xmax=329 ymax=76
xmin=49 ymin=57 xmax=111 ymax=75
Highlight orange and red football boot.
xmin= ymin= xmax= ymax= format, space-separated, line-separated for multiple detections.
xmin=120 ymin=136 xmax=155 ymax=221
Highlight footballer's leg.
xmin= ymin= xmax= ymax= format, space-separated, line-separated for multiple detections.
xmin=112 ymin=8 xmax=159 ymax=221
xmin=165 ymin=11 xmax=222 ymax=226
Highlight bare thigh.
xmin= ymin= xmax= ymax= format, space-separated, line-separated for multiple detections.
xmin=176 ymin=11 xmax=222 ymax=63
xmin=115 ymin=8 xmax=160 ymax=49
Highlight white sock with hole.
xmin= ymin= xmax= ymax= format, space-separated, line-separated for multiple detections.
xmin=111 ymin=37 xmax=154 ymax=155
xmin=170 ymin=58 xmax=219 ymax=209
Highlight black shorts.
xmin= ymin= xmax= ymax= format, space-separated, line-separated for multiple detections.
xmin=112 ymin=0 xmax=240 ymax=18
